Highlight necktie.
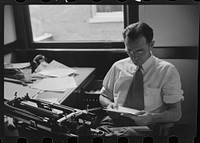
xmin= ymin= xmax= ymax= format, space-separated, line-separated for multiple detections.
xmin=124 ymin=66 xmax=144 ymax=110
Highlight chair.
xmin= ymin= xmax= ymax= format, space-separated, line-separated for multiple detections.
xmin=151 ymin=122 xmax=174 ymax=136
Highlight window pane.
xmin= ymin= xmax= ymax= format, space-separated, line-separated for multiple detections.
xmin=29 ymin=5 xmax=124 ymax=42
xmin=97 ymin=5 xmax=122 ymax=12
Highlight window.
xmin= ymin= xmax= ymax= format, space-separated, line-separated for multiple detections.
xmin=89 ymin=5 xmax=123 ymax=23
xmin=28 ymin=5 xmax=124 ymax=43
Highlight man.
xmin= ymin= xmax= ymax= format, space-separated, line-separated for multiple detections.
xmin=98 ymin=22 xmax=184 ymax=136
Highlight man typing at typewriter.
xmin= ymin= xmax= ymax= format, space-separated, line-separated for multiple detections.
xmin=97 ymin=22 xmax=184 ymax=136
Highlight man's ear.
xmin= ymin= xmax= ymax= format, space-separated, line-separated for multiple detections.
xmin=149 ymin=40 xmax=155 ymax=50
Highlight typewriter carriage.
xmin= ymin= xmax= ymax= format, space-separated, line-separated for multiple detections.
xmin=4 ymin=95 xmax=102 ymax=138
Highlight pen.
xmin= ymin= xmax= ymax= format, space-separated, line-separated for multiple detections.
xmin=4 ymin=77 xmax=28 ymax=86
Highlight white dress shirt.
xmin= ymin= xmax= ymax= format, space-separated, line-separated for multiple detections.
xmin=101 ymin=54 xmax=184 ymax=112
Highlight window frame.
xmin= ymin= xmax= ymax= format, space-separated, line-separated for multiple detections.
xmin=14 ymin=5 xmax=139 ymax=50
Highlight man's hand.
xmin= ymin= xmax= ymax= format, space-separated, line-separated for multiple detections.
xmin=121 ymin=110 xmax=154 ymax=126
xmin=107 ymin=103 xmax=118 ymax=109
xmin=106 ymin=103 xmax=120 ymax=118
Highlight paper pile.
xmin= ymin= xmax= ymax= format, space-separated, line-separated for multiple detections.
xmin=4 ymin=62 xmax=30 ymax=69
xmin=30 ymin=76 xmax=77 ymax=92
xmin=30 ymin=60 xmax=77 ymax=92
xmin=36 ymin=60 xmax=77 ymax=77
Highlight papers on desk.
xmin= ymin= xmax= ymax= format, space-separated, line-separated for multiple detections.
xmin=36 ymin=60 xmax=77 ymax=77
xmin=4 ymin=82 xmax=40 ymax=100
xmin=4 ymin=62 xmax=30 ymax=69
xmin=30 ymin=76 xmax=77 ymax=92
xmin=104 ymin=106 xmax=140 ymax=116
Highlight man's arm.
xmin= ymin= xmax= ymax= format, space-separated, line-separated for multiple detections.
xmin=122 ymin=101 xmax=182 ymax=126
xmin=99 ymin=94 xmax=118 ymax=109
xmin=151 ymin=101 xmax=182 ymax=123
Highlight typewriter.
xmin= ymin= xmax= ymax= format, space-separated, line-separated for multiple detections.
xmin=4 ymin=94 xmax=104 ymax=140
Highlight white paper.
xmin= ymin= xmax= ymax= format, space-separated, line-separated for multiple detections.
xmin=104 ymin=106 xmax=140 ymax=115
xmin=38 ymin=68 xmax=76 ymax=77
xmin=39 ymin=98 xmax=59 ymax=104
xmin=4 ymin=62 xmax=30 ymax=69
xmin=30 ymin=76 xmax=77 ymax=91
xmin=37 ymin=60 xmax=77 ymax=77
xmin=4 ymin=82 xmax=40 ymax=100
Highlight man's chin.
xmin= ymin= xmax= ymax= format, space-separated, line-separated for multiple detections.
xmin=131 ymin=59 xmax=141 ymax=65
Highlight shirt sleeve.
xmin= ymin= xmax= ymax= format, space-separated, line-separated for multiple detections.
xmin=162 ymin=66 xmax=184 ymax=104
xmin=100 ymin=64 xmax=117 ymax=102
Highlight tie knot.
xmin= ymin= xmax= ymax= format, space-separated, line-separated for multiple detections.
xmin=138 ymin=66 xmax=143 ymax=71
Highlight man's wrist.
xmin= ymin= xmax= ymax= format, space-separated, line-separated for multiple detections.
xmin=150 ymin=112 xmax=163 ymax=124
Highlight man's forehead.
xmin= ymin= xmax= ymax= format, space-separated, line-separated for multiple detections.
xmin=125 ymin=36 xmax=147 ymax=48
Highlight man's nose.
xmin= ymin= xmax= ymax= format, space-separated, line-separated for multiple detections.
xmin=130 ymin=52 xmax=138 ymax=59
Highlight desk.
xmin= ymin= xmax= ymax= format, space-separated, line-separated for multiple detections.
xmin=36 ymin=67 xmax=95 ymax=104
xmin=4 ymin=67 xmax=95 ymax=105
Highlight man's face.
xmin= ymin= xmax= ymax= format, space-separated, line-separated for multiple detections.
xmin=124 ymin=36 xmax=154 ymax=66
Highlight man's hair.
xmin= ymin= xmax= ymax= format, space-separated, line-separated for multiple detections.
xmin=122 ymin=22 xmax=153 ymax=43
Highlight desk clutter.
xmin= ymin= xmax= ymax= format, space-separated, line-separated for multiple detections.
xmin=4 ymin=54 xmax=102 ymax=139
xmin=4 ymin=54 xmax=78 ymax=102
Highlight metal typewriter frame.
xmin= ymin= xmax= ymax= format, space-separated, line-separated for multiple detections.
xmin=4 ymin=95 xmax=103 ymax=137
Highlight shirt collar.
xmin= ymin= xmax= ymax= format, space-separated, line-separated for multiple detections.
xmin=141 ymin=52 xmax=154 ymax=72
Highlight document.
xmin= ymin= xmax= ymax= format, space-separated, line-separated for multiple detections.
xmin=104 ymin=106 xmax=140 ymax=115
xmin=30 ymin=76 xmax=77 ymax=91
xmin=4 ymin=82 xmax=40 ymax=100
xmin=36 ymin=60 xmax=77 ymax=77
xmin=4 ymin=62 xmax=30 ymax=69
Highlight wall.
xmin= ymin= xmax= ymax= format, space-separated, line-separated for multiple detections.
xmin=139 ymin=5 xmax=199 ymax=47
xmin=165 ymin=59 xmax=198 ymax=124
xmin=4 ymin=5 xmax=16 ymax=45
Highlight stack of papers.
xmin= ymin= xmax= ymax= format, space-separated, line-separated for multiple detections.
xmin=36 ymin=60 xmax=77 ymax=77
xmin=4 ymin=62 xmax=30 ymax=69
xmin=30 ymin=76 xmax=77 ymax=92
xmin=31 ymin=60 xmax=78 ymax=92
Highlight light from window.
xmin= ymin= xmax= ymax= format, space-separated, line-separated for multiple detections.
xmin=89 ymin=5 xmax=123 ymax=23
xmin=29 ymin=5 xmax=124 ymax=42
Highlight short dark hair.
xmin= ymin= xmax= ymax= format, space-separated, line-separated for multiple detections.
xmin=122 ymin=22 xmax=153 ymax=43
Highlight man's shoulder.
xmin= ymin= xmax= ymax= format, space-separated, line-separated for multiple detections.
xmin=113 ymin=57 xmax=132 ymax=66
xmin=154 ymin=56 xmax=175 ymax=69
xmin=111 ymin=57 xmax=136 ymax=73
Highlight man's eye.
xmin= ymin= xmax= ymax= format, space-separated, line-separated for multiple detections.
xmin=137 ymin=50 xmax=143 ymax=54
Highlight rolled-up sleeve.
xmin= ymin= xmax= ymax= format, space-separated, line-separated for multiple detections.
xmin=163 ymin=67 xmax=184 ymax=103
xmin=100 ymin=65 xmax=117 ymax=102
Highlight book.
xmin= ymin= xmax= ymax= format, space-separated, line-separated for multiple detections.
xmin=104 ymin=106 xmax=140 ymax=115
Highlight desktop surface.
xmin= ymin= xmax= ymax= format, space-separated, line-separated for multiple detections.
xmin=4 ymin=67 xmax=96 ymax=105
